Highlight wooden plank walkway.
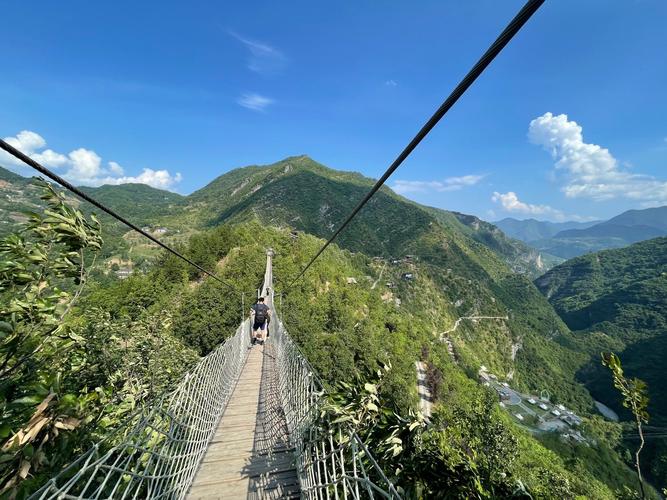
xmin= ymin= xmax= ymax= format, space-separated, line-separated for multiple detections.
xmin=188 ymin=341 xmax=299 ymax=499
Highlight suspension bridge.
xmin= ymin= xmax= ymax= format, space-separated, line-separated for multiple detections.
xmin=31 ymin=250 xmax=400 ymax=499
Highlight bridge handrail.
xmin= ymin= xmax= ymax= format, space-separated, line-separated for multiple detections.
xmin=31 ymin=318 xmax=253 ymax=499
xmin=270 ymin=312 xmax=400 ymax=499
xmin=267 ymin=253 xmax=400 ymax=498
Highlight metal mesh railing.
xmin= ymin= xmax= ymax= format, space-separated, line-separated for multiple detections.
xmin=271 ymin=318 xmax=400 ymax=499
xmin=31 ymin=319 xmax=252 ymax=499
xmin=269 ymin=296 xmax=400 ymax=497
xmin=261 ymin=250 xmax=399 ymax=498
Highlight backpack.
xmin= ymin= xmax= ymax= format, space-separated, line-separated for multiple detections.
xmin=254 ymin=304 xmax=267 ymax=323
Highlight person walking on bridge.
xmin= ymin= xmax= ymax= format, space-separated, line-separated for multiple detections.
xmin=250 ymin=297 xmax=271 ymax=345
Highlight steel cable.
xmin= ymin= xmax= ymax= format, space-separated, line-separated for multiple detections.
xmin=0 ymin=138 xmax=239 ymax=291
xmin=288 ymin=0 xmax=545 ymax=288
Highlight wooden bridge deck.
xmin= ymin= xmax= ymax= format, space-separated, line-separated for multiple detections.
xmin=188 ymin=341 xmax=299 ymax=499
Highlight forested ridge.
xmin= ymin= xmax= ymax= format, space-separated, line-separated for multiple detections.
xmin=0 ymin=161 xmax=662 ymax=497
xmin=537 ymin=237 xmax=667 ymax=491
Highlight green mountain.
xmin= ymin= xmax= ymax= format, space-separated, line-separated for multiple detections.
xmin=0 ymin=165 xmax=189 ymax=262
xmin=171 ymin=156 xmax=558 ymax=277
xmin=0 ymin=165 xmax=29 ymax=184
xmin=78 ymin=183 xmax=186 ymax=226
xmin=535 ymin=237 xmax=667 ymax=487
xmin=0 ymin=166 xmax=43 ymax=236
xmin=596 ymin=206 xmax=667 ymax=233
xmin=2 ymin=156 xmax=583 ymax=403
xmin=528 ymin=235 xmax=636 ymax=259
xmin=159 ymin=156 xmax=591 ymax=405
xmin=444 ymin=211 xmax=564 ymax=276
xmin=2 ymin=157 xmax=657 ymax=497
xmin=2 ymin=158 xmax=559 ymax=277
xmin=495 ymin=217 xmax=600 ymax=242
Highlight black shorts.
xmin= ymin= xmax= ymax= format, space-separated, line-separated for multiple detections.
xmin=253 ymin=321 xmax=267 ymax=331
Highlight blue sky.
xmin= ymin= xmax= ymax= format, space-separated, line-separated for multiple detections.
xmin=1 ymin=0 xmax=666 ymax=222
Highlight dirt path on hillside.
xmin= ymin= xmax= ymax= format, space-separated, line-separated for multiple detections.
xmin=439 ymin=315 xmax=508 ymax=341
xmin=371 ymin=262 xmax=387 ymax=290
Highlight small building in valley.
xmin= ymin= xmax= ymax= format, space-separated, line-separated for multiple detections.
xmin=116 ymin=267 xmax=133 ymax=279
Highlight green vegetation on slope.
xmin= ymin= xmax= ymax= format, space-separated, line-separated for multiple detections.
xmin=1 ymin=181 xmax=654 ymax=497
xmin=536 ymin=237 xmax=667 ymax=491
xmin=2 ymin=158 xmax=659 ymax=496
xmin=78 ymin=183 xmax=185 ymax=226
xmin=430 ymin=209 xmax=563 ymax=278
xmin=0 ymin=166 xmax=43 ymax=237
xmin=0 ymin=157 xmax=596 ymax=412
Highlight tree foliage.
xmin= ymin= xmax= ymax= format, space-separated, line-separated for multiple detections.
xmin=603 ymin=352 xmax=650 ymax=498
xmin=0 ymin=180 xmax=102 ymax=495
xmin=0 ymin=175 xmax=660 ymax=498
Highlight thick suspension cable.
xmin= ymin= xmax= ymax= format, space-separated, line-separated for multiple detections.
xmin=0 ymin=138 xmax=238 ymax=291
xmin=288 ymin=0 xmax=544 ymax=288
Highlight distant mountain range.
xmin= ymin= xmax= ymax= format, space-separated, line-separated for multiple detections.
xmin=495 ymin=218 xmax=601 ymax=242
xmin=496 ymin=208 xmax=667 ymax=259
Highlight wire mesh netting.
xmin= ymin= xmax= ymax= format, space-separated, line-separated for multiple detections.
xmin=271 ymin=308 xmax=400 ymax=498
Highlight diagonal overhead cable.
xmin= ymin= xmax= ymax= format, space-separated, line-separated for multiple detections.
xmin=0 ymin=139 xmax=239 ymax=291
xmin=287 ymin=0 xmax=545 ymax=288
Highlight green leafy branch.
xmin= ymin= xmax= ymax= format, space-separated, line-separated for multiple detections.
xmin=0 ymin=180 xmax=102 ymax=495
xmin=602 ymin=352 xmax=650 ymax=499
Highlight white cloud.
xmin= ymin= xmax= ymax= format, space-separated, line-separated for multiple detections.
xmin=33 ymin=149 xmax=68 ymax=168
xmin=392 ymin=174 xmax=484 ymax=194
xmin=385 ymin=80 xmax=398 ymax=87
xmin=0 ymin=130 xmax=182 ymax=190
xmin=8 ymin=130 xmax=46 ymax=153
xmin=490 ymin=191 xmax=594 ymax=222
xmin=229 ymin=31 xmax=286 ymax=74
xmin=238 ymin=92 xmax=274 ymax=111
xmin=529 ymin=112 xmax=667 ymax=206
xmin=1 ymin=131 xmax=72 ymax=170
xmin=97 ymin=168 xmax=183 ymax=190
xmin=108 ymin=161 xmax=124 ymax=175
xmin=67 ymin=148 xmax=103 ymax=181
xmin=491 ymin=191 xmax=564 ymax=219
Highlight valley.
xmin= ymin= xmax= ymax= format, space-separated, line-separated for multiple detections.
xmin=536 ymin=236 xmax=667 ymax=490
